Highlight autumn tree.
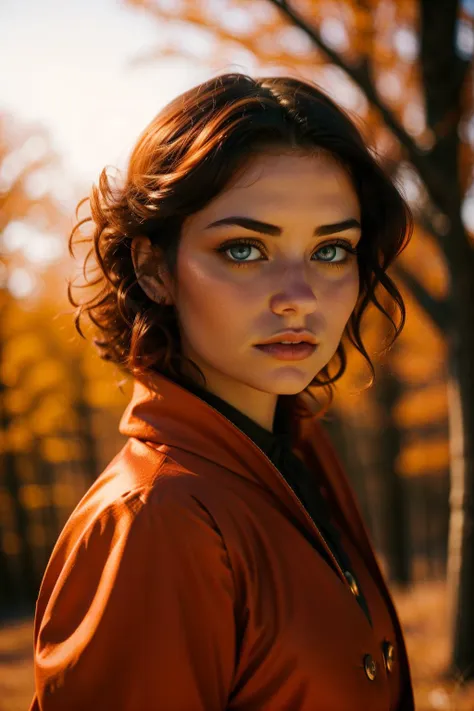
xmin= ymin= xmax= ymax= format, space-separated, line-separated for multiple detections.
xmin=0 ymin=114 xmax=62 ymax=612
xmin=0 ymin=113 xmax=128 ymax=612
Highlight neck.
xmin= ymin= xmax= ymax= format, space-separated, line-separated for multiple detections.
xmin=177 ymin=367 xmax=279 ymax=433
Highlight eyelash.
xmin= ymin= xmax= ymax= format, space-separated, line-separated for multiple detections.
xmin=214 ymin=237 xmax=359 ymax=269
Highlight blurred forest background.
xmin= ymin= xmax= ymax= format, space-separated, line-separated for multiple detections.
xmin=2 ymin=0 xmax=474 ymax=709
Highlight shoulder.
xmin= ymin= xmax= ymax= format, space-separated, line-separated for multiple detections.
xmin=73 ymin=437 xmax=229 ymax=536
xmin=37 ymin=461 xmax=237 ymax=624
xmin=45 ymin=446 xmax=233 ymax=586
xmin=33 ymin=459 xmax=239 ymax=711
xmin=80 ymin=467 xmax=229 ymax=555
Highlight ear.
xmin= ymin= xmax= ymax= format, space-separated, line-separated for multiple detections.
xmin=131 ymin=235 xmax=175 ymax=306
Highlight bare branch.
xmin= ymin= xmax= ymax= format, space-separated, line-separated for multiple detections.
xmin=265 ymin=0 xmax=447 ymax=212
xmin=266 ymin=1 xmax=417 ymax=152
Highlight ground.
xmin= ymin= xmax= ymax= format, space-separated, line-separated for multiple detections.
xmin=1 ymin=580 xmax=474 ymax=710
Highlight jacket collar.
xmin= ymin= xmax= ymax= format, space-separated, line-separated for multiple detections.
xmin=118 ymin=372 xmax=373 ymax=576
xmin=118 ymin=371 xmax=312 ymax=488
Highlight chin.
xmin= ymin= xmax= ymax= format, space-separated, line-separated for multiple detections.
xmin=260 ymin=374 xmax=317 ymax=396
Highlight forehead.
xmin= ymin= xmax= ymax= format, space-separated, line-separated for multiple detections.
xmin=189 ymin=150 xmax=360 ymax=229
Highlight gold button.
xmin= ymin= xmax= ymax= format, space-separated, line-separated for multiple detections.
xmin=382 ymin=641 xmax=395 ymax=673
xmin=344 ymin=570 xmax=360 ymax=596
xmin=363 ymin=654 xmax=377 ymax=681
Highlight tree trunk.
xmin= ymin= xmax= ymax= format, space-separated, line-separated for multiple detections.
xmin=321 ymin=410 xmax=373 ymax=532
xmin=445 ymin=233 xmax=474 ymax=678
xmin=376 ymin=364 xmax=411 ymax=585
xmin=73 ymin=358 xmax=100 ymax=486
xmin=0 ymin=300 xmax=36 ymax=615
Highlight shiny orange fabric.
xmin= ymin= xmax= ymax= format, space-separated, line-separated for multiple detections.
xmin=30 ymin=373 xmax=414 ymax=710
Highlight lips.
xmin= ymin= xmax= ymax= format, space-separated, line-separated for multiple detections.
xmin=254 ymin=342 xmax=318 ymax=361
xmin=256 ymin=332 xmax=317 ymax=346
xmin=264 ymin=340 xmax=313 ymax=346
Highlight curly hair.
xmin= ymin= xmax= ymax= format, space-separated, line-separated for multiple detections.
xmin=68 ymin=71 xmax=413 ymax=418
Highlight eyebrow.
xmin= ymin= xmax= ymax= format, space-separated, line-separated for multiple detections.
xmin=205 ymin=216 xmax=361 ymax=237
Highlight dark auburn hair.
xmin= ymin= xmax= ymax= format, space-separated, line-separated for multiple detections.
xmin=68 ymin=72 xmax=413 ymax=418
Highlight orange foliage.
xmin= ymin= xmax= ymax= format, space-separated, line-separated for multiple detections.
xmin=397 ymin=439 xmax=450 ymax=477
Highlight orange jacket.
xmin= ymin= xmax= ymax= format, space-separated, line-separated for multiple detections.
xmin=30 ymin=373 xmax=414 ymax=710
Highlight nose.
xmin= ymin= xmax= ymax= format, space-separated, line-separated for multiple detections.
xmin=269 ymin=265 xmax=319 ymax=316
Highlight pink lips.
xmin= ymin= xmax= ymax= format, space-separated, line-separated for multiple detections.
xmin=254 ymin=342 xmax=317 ymax=361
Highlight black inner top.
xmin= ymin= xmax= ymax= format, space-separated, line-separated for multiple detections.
xmin=169 ymin=374 xmax=372 ymax=626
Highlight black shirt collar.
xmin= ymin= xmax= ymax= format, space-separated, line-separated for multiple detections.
xmin=170 ymin=376 xmax=293 ymax=457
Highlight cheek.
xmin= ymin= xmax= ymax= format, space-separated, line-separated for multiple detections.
xmin=320 ymin=269 xmax=359 ymax=325
xmin=174 ymin=254 xmax=253 ymax=336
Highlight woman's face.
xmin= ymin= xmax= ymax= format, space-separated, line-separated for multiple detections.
xmin=137 ymin=149 xmax=362 ymax=429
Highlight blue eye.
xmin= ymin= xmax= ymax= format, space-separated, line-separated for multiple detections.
xmin=228 ymin=243 xmax=257 ymax=261
xmin=317 ymin=244 xmax=348 ymax=262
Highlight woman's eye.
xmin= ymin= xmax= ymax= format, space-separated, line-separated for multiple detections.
xmin=215 ymin=239 xmax=265 ymax=265
xmin=316 ymin=245 xmax=347 ymax=262
xmin=226 ymin=243 xmax=262 ymax=262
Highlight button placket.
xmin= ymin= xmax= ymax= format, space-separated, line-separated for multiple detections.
xmin=363 ymin=653 xmax=377 ymax=681
xmin=344 ymin=570 xmax=360 ymax=597
xmin=382 ymin=640 xmax=395 ymax=674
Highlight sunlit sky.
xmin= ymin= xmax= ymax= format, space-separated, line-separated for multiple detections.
xmin=0 ymin=0 xmax=217 ymax=296
xmin=3 ymin=0 xmax=474 ymax=188
xmin=1 ymin=0 xmax=211 ymax=185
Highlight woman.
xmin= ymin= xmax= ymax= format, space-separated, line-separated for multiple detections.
xmin=30 ymin=72 xmax=414 ymax=710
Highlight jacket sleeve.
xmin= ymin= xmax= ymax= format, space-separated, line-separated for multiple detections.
xmin=32 ymin=481 xmax=237 ymax=710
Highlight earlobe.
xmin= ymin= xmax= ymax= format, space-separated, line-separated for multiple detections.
xmin=131 ymin=236 xmax=174 ymax=306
